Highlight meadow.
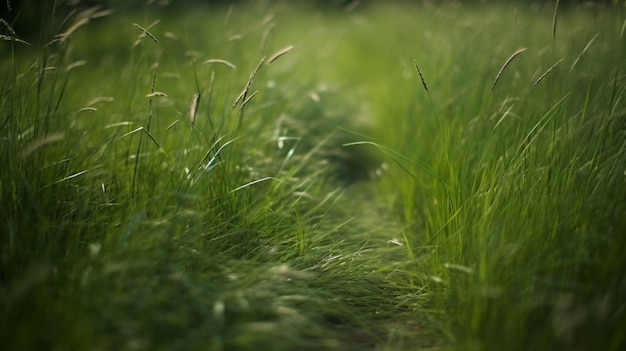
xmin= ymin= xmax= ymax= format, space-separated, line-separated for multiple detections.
xmin=1 ymin=1 xmax=625 ymax=350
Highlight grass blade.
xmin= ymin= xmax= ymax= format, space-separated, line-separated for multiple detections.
xmin=552 ymin=0 xmax=560 ymax=40
xmin=570 ymin=33 xmax=598 ymax=71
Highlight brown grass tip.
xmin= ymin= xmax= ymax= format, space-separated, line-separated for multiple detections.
xmin=268 ymin=45 xmax=294 ymax=64
xmin=204 ymin=59 xmax=236 ymax=69
xmin=189 ymin=93 xmax=200 ymax=125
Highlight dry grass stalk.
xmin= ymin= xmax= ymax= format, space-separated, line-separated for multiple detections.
xmin=189 ymin=93 xmax=200 ymax=125
xmin=79 ymin=107 xmax=97 ymax=112
xmin=224 ymin=4 xmax=235 ymax=25
xmin=133 ymin=22 xmax=159 ymax=43
xmin=1 ymin=18 xmax=30 ymax=45
xmin=58 ymin=17 xmax=90 ymax=41
xmin=260 ymin=24 xmax=275 ymax=53
xmin=552 ymin=0 xmax=560 ymax=40
xmin=147 ymin=70 xmax=157 ymax=132
xmin=570 ymin=34 xmax=598 ymax=71
xmin=204 ymin=59 xmax=236 ymax=69
xmin=89 ymin=9 xmax=114 ymax=19
xmin=533 ymin=58 xmax=563 ymax=86
xmin=413 ymin=59 xmax=429 ymax=92
xmin=164 ymin=31 xmax=178 ymax=41
xmin=490 ymin=48 xmax=527 ymax=92
xmin=233 ymin=90 xmax=246 ymax=110
xmin=65 ymin=60 xmax=87 ymax=72
xmin=240 ymin=90 xmax=258 ymax=110
xmin=21 ymin=133 xmax=65 ymax=157
xmin=86 ymin=96 xmax=114 ymax=106
xmin=233 ymin=57 xmax=265 ymax=108
xmin=0 ymin=34 xmax=29 ymax=45
xmin=0 ymin=18 xmax=16 ymax=36
xmin=166 ymin=119 xmax=180 ymax=130
xmin=146 ymin=92 xmax=168 ymax=98
xmin=260 ymin=14 xmax=275 ymax=27
xmin=54 ymin=7 xmax=111 ymax=44
xmin=268 ymin=45 xmax=294 ymax=64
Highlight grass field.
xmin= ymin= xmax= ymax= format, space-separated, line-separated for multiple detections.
xmin=2 ymin=1 xmax=626 ymax=350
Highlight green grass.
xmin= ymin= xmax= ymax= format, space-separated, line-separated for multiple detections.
xmin=1 ymin=1 xmax=625 ymax=350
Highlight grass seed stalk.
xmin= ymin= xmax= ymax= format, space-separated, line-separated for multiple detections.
xmin=490 ymin=47 xmax=527 ymax=91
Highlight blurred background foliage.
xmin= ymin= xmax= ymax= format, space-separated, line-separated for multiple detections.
xmin=2 ymin=0 xmax=624 ymax=45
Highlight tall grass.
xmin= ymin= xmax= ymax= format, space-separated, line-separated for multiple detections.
xmin=352 ymin=2 xmax=626 ymax=350
xmin=0 ymin=3 xmax=404 ymax=350
xmin=1 ymin=1 xmax=625 ymax=351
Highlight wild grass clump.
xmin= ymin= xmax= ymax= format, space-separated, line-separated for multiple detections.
xmin=358 ymin=2 xmax=626 ymax=350
xmin=1 ymin=2 xmax=404 ymax=350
